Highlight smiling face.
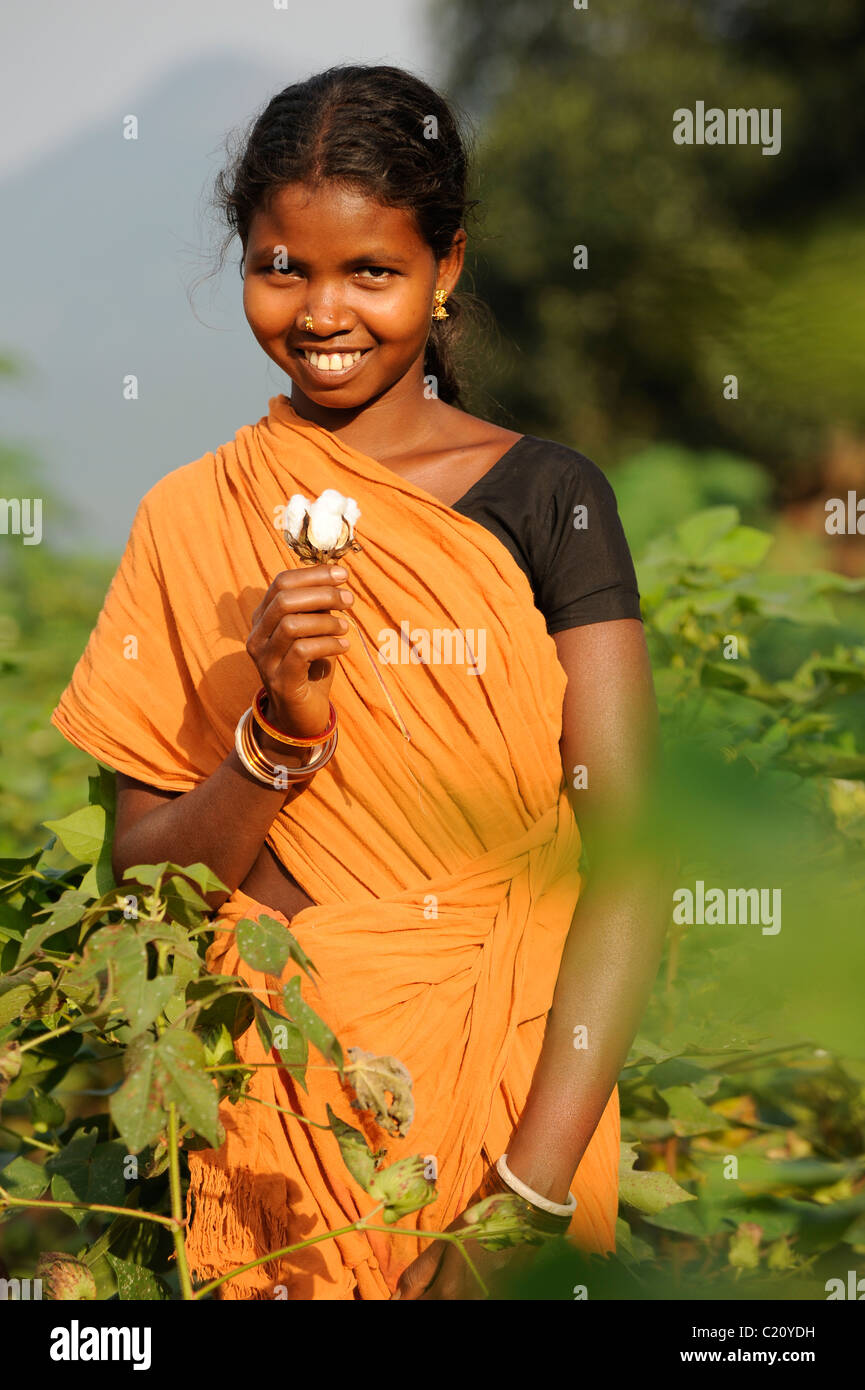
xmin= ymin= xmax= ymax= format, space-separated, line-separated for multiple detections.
xmin=242 ymin=181 xmax=464 ymax=416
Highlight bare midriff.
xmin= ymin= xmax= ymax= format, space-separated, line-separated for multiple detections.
xmin=238 ymin=841 xmax=317 ymax=920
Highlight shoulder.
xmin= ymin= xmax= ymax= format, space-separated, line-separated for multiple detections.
xmin=507 ymin=436 xmax=629 ymax=545
xmin=130 ymin=420 xmax=255 ymax=542
xmin=513 ymin=436 xmax=641 ymax=630
xmin=136 ymin=451 xmax=220 ymax=524
xmin=517 ymin=434 xmax=623 ymax=503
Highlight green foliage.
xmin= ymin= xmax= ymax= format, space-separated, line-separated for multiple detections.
xmin=0 ymin=800 xmax=446 ymax=1298
xmin=598 ymin=503 xmax=865 ymax=1295
xmin=439 ymin=0 xmax=865 ymax=479
xmin=2 ymin=475 xmax=864 ymax=1296
xmin=0 ymin=444 xmax=117 ymax=858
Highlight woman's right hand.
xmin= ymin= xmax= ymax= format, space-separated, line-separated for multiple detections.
xmin=246 ymin=563 xmax=354 ymax=743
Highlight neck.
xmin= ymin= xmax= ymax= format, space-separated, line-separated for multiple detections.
xmin=287 ymin=362 xmax=452 ymax=462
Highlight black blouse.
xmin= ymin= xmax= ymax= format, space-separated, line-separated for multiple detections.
xmin=450 ymin=434 xmax=642 ymax=635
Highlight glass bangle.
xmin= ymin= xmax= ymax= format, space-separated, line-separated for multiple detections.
xmin=235 ymin=707 xmax=337 ymax=785
xmin=252 ymin=686 xmax=337 ymax=747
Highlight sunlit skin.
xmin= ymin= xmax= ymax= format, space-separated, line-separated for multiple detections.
xmin=241 ymin=181 xmax=499 ymax=471
xmin=112 ymin=177 xmax=670 ymax=1300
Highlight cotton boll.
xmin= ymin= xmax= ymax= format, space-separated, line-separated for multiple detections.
xmin=284 ymin=494 xmax=311 ymax=541
xmin=307 ymin=502 xmax=345 ymax=550
xmin=343 ymin=498 xmax=361 ymax=536
xmin=317 ymin=489 xmax=348 ymax=515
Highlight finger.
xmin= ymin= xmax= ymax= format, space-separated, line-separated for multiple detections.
xmin=395 ymin=1266 xmax=430 ymax=1300
xmin=255 ymin=584 xmax=353 ymax=647
xmin=267 ymin=631 xmax=351 ymax=685
xmin=396 ymin=1248 xmax=442 ymax=1301
xmin=259 ymin=610 xmax=350 ymax=657
xmin=251 ymin=565 xmax=351 ymax=630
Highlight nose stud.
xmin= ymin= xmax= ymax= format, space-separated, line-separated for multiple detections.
xmin=304 ymin=314 xmax=314 ymax=332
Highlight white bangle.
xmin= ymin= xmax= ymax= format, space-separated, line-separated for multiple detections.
xmin=496 ymin=1154 xmax=578 ymax=1218
xmin=234 ymin=707 xmax=337 ymax=786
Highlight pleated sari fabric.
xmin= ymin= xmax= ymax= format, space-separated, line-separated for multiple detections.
xmin=51 ymin=394 xmax=620 ymax=1299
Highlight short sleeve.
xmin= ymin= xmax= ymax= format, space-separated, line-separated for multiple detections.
xmin=534 ymin=448 xmax=642 ymax=634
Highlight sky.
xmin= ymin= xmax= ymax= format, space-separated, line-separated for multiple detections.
xmin=1 ymin=0 xmax=435 ymax=178
xmin=0 ymin=0 xmax=441 ymax=550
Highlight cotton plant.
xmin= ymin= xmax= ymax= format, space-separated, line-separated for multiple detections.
xmin=283 ymin=489 xmax=362 ymax=563
xmin=282 ymin=490 xmax=410 ymax=743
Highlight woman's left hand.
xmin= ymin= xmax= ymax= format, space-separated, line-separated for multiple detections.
xmin=392 ymin=1212 xmax=539 ymax=1300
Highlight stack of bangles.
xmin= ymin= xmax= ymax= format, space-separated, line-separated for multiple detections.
xmin=234 ymin=687 xmax=338 ymax=787
xmin=471 ymin=1154 xmax=577 ymax=1238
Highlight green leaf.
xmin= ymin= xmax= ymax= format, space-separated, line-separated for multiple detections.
xmin=618 ymin=1141 xmax=697 ymax=1215
xmin=645 ymin=1058 xmax=718 ymax=1093
xmin=26 ymin=1087 xmax=65 ymax=1130
xmin=0 ymin=850 xmax=43 ymax=889
xmin=109 ymin=1037 xmax=166 ymax=1154
xmin=326 ymin=1103 xmax=381 ymax=1191
xmin=105 ymin=1252 xmax=171 ymax=1301
xmin=123 ymin=861 xmax=227 ymax=895
xmin=0 ymin=1153 xmax=50 ymax=1201
xmin=253 ymin=1001 xmax=308 ymax=1091
xmin=17 ymin=890 xmax=91 ymax=963
xmin=122 ymin=862 xmax=171 ymax=889
xmin=236 ymin=916 xmax=291 ymax=976
xmin=155 ymin=1030 xmax=220 ymax=1147
xmin=45 ymin=1131 xmax=127 ymax=1227
xmin=161 ymin=875 xmax=210 ymax=928
xmin=704 ymin=526 xmax=773 ymax=570
xmin=614 ymin=1217 xmax=655 ymax=1264
xmin=42 ymin=805 xmax=108 ymax=866
xmin=260 ymin=915 xmax=318 ymax=981
xmin=78 ymin=844 xmax=116 ymax=899
xmin=641 ymin=1199 xmax=722 ymax=1236
xmin=0 ymin=968 xmax=45 ymax=1027
xmin=675 ymin=507 xmax=740 ymax=561
xmin=0 ymin=899 xmax=27 ymax=944
xmin=124 ymin=976 xmax=179 ymax=1041
xmin=659 ymin=1085 xmax=728 ymax=1136
xmin=174 ymin=862 xmax=228 ymax=895
xmin=626 ymin=1036 xmax=675 ymax=1066
xmin=283 ymin=975 xmax=344 ymax=1075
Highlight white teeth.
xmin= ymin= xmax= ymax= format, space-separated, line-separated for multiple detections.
xmin=307 ymin=350 xmax=362 ymax=370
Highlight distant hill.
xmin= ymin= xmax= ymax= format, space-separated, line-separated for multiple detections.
xmin=0 ymin=54 xmax=298 ymax=553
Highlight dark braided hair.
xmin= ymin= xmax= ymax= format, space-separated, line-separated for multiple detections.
xmin=210 ymin=64 xmax=484 ymax=407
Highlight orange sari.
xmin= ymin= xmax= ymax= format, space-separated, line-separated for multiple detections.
xmin=51 ymin=394 xmax=619 ymax=1299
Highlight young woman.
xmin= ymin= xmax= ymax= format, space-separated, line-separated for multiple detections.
xmin=51 ymin=64 xmax=667 ymax=1301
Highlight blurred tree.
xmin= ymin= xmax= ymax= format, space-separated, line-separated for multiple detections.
xmin=439 ymin=0 xmax=865 ymax=496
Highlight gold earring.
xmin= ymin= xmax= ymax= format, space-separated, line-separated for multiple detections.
xmin=432 ymin=289 xmax=449 ymax=320
xmin=304 ymin=314 xmax=314 ymax=331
